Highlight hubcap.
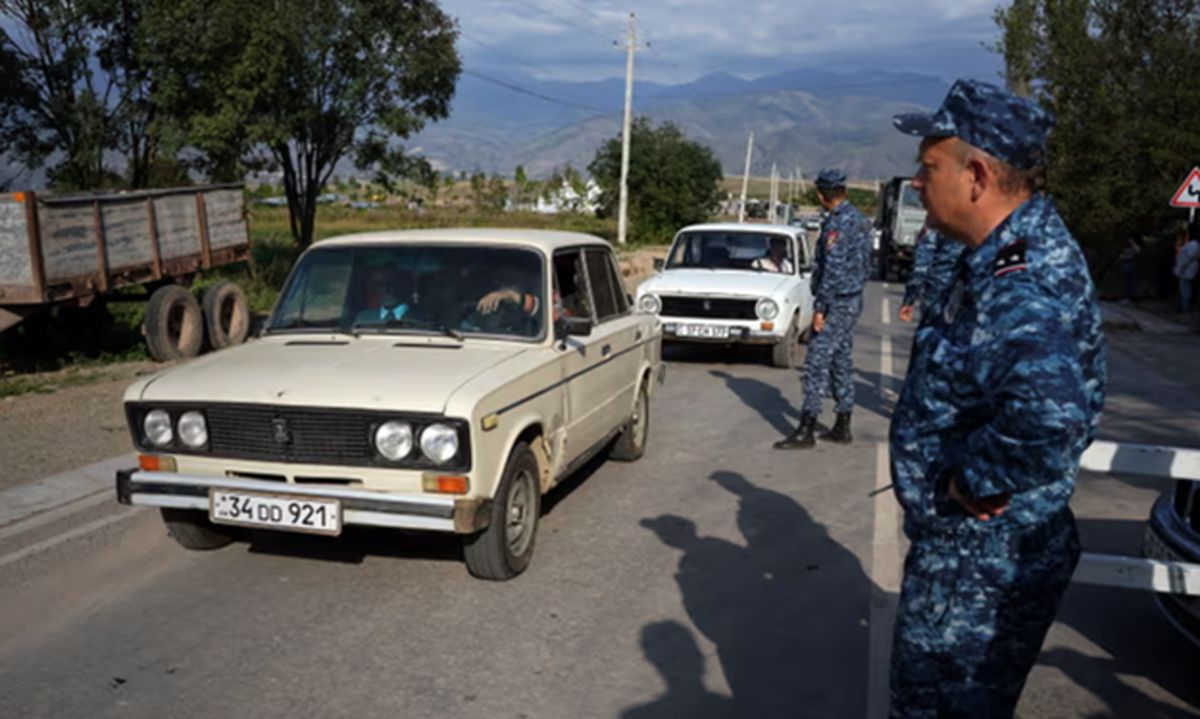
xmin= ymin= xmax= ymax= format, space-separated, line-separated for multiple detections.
xmin=505 ymin=469 xmax=536 ymax=556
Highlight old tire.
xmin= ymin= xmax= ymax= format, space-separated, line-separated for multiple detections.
xmin=202 ymin=281 xmax=250 ymax=350
xmin=463 ymin=443 xmax=541 ymax=580
xmin=161 ymin=508 xmax=234 ymax=550
xmin=611 ymin=381 xmax=650 ymax=462
xmin=771 ymin=317 xmax=800 ymax=368
xmin=144 ymin=285 xmax=204 ymax=361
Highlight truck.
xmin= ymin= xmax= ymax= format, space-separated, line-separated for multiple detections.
xmin=0 ymin=184 xmax=252 ymax=361
xmin=874 ymin=177 xmax=927 ymax=282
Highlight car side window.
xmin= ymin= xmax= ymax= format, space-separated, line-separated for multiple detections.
xmin=553 ymin=250 xmax=592 ymax=320
xmin=584 ymin=249 xmax=620 ymax=321
xmin=599 ymin=250 xmax=630 ymax=315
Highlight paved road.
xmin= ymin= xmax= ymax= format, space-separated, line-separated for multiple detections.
xmin=1 ymin=282 xmax=1198 ymax=718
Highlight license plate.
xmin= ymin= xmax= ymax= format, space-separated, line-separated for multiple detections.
xmin=677 ymin=323 xmax=730 ymax=339
xmin=210 ymin=489 xmax=342 ymax=536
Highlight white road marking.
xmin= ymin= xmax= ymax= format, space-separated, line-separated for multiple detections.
xmin=0 ymin=489 xmax=113 ymax=544
xmin=882 ymin=297 xmax=891 ymax=325
xmin=867 ymin=306 xmax=904 ymax=719
xmin=0 ymin=507 xmax=142 ymax=570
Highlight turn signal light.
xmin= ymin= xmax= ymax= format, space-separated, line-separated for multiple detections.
xmin=138 ymin=454 xmax=177 ymax=472
xmin=423 ymin=475 xmax=469 ymax=495
xmin=760 ymin=322 xmax=775 ymax=331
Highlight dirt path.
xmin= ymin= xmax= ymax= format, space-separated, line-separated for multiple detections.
xmin=0 ymin=362 xmax=160 ymax=493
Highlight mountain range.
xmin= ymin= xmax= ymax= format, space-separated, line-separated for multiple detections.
xmin=407 ymin=67 xmax=950 ymax=181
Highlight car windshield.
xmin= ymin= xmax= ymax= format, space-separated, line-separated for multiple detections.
xmin=269 ymin=244 xmax=545 ymax=340
xmin=667 ymin=231 xmax=795 ymax=273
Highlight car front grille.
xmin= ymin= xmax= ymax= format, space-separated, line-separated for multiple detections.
xmin=659 ymin=295 xmax=757 ymax=320
xmin=207 ymin=406 xmax=373 ymax=465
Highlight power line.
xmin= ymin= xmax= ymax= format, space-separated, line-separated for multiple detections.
xmin=461 ymin=69 xmax=614 ymax=116
xmin=460 ymin=33 xmax=572 ymax=82
xmin=509 ymin=0 xmax=613 ymax=44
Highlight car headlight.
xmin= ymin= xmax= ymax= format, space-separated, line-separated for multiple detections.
xmin=144 ymin=409 xmax=173 ymax=447
xmin=638 ymin=294 xmax=661 ymax=314
xmin=756 ymin=298 xmax=780 ymax=321
xmin=374 ymin=421 xmax=414 ymax=461
xmin=178 ymin=411 xmax=208 ymax=448
xmin=420 ymin=424 xmax=460 ymax=464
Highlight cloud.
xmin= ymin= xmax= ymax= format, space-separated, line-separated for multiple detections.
xmin=440 ymin=0 xmax=1004 ymax=83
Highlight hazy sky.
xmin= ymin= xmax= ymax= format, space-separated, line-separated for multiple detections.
xmin=439 ymin=0 xmax=1007 ymax=84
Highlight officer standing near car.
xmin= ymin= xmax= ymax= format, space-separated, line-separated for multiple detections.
xmin=775 ymin=168 xmax=871 ymax=449
xmin=898 ymin=225 xmax=965 ymax=322
xmin=887 ymin=79 xmax=1107 ymax=718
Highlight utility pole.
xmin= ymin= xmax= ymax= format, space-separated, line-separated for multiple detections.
xmin=738 ymin=132 xmax=754 ymax=223
xmin=616 ymin=12 xmax=644 ymax=245
xmin=769 ymin=163 xmax=778 ymax=224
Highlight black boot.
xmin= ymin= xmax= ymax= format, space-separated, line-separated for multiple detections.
xmin=774 ymin=413 xmax=817 ymax=450
xmin=819 ymin=412 xmax=852 ymax=444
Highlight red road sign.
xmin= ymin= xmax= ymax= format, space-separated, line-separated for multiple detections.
xmin=1170 ymin=167 xmax=1200 ymax=208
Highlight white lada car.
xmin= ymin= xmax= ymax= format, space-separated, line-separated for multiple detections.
xmin=635 ymin=223 xmax=815 ymax=367
xmin=115 ymin=229 xmax=663 ymax=580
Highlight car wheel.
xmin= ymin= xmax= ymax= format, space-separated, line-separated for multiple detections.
xmin=771 ymin=317 xmax=799 ymax=368
xmin=611 ymin=380 xmax=650 ymax=462
xmin=202 ymin=281 xmax=251 ymax=350
xmin=463 ymin=442 xmax=541 ymax=580
xmin=161 ymin=508 xmax=234 ymax=550
xmin=144 ymin=285 xmax=204 ymax=362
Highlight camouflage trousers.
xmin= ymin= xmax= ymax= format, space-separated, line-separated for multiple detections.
xmin=801 ymin=295 xmax=863 ymax=416
xmin=889 ymin=512 xmax=1080 ymax=718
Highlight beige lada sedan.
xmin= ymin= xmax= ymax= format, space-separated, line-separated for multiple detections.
xmin=115 ymin=229 xmax=663 ymax=579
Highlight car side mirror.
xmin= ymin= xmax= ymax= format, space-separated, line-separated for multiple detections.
xmin=653 ymin=258 xmax=665 ymax=271
xmin=555 ymin=316 xmax=593 ymax=341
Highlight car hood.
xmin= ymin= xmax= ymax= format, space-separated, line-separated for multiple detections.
xmin=135 ymin=336 xmax=531 ymax=415
xmin=639 ymin=269 xmax=793 ymax=298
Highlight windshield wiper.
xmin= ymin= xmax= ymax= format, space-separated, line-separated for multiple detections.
xmin=350 ymin=318 xmax=464 ymax=341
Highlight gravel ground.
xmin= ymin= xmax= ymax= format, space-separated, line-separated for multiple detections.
xmin=0 ymin=362 xmax=162 ymax=493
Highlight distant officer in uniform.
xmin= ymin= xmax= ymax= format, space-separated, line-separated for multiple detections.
xmin=898 ymin=225 xmax=964 ymax=322
xmin=775 ymin=168 xmax=871 ymax=449
xmin=888 ymin=79 xmax=1107 ymax=718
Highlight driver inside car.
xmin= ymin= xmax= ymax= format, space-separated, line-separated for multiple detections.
xmin=354 ymin=267 xmax=410 ymax=324
xmin=752 ymin=236 xmax=794 ymax=273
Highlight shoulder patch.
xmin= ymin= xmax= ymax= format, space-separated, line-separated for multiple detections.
xmin=827 ymin=230 xmax=839 ymax=247
xmin=994 ymin=240 xmax=1027 ymax=277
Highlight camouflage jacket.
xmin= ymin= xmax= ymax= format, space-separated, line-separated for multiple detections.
xmin=889 ymin=193 xmax=1107 ymax=539
xmin=901 ymin=228 xmax=965 ymax=313
xmin=811 ymin=200 xmax=871 ymax=314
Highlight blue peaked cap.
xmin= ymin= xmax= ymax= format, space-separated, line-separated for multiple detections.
xmin=893 ymin=79 xmax=1054 ymax=170
xmin=815 ymin=168 xmax=847 ymax=190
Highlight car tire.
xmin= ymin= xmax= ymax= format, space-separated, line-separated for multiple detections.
xmin=463 ymin=442 xmax=541 ymax=580
xmin=144 ymin=285 xmax=204 ymax=362
xmin=202 ymin=281 xmax=251 ymax=350
xmin=771 ymin=317 xmax=800 ymax=368
xmin=611 ymin=380 xmax=650 ymax=462
xmin=161 ymin=508 xmax=234 ymax=550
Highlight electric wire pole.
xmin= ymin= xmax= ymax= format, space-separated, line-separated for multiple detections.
xmin=738 ymin=132 xmax=754 ymax=223
xmin=616 ymin=12 xmax=644 ymax=245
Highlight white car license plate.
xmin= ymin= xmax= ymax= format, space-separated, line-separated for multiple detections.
xmin=210 ymin=489 xmax=342 ymax=536
xmin=678 ymin=323 xmax=730 ymax=339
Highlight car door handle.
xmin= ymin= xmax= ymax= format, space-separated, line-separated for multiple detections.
xmin=635 ymin=329 xmax=643 ymax=341
xmin=602 ymin=344 xmax=612 ymax=357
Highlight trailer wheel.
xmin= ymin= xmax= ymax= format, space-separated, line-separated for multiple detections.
xmin=144 ymin=285 xmax=203 ymax=361
xmin=202 ymin=281 xmax=250 ymax=350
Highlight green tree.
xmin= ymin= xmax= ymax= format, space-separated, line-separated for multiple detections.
xmin=0 ymin=0 xmax=160 ymax=190
xmin=143 ymin=0 xmax=460 ymax=247
xmin=994 ymin=0 xmax=1200 ymax=280
xmin=589 ymin=118 xmax=723 ymax=244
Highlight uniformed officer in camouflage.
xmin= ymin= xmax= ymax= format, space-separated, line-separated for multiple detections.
xmin=775 ymin=168 xmax=872 ymax=449
xmin=898 ymin=226 xmax=964 ymax=322
xmin=888 ymin=79 xmax=1107 ymax=718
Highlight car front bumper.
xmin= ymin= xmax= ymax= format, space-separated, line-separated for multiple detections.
xmin=116 ymin=469 xmax=491 ymax=534
xmin=1146 ymin=494 xmax=1200 ymax=646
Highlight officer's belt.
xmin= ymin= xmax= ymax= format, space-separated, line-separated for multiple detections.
xmin=910 ymin=507 xmax=1074 ymax=555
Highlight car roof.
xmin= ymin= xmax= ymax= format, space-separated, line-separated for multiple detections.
xmin=674 ymin=222 xmax=803 ymax=238
xmin=314 ymin=228 xmax=612 ymax=253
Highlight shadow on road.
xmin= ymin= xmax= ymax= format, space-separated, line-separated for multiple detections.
xmin=1038 ymin=646 xmax=1200 ymax=719
xmin=620 ymin=620 xmax=737 ymax=719
xmin=708 ymin=370 xmax=801 ymax=437
xmin=634 ymin=470 xmax=873 ymax=717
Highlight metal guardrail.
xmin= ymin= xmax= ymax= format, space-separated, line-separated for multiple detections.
xmin=1072 ymin=440 xmax=1200 ymax=597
